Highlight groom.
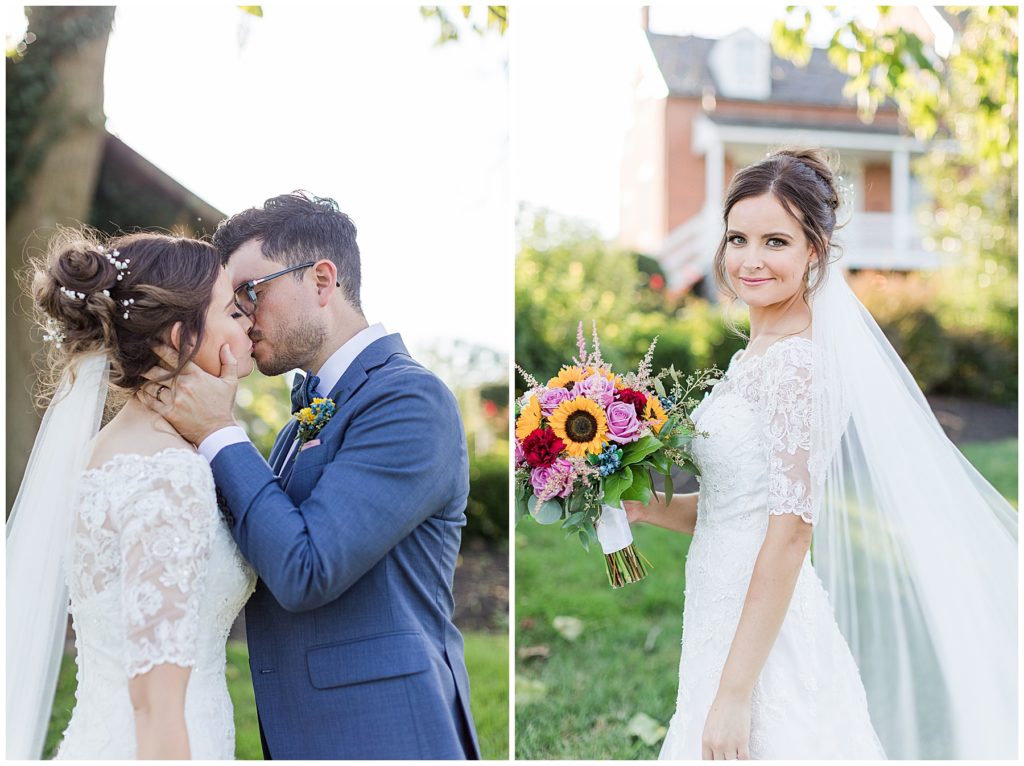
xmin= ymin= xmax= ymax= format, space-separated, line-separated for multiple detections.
xmin=144 ymin=192 xmax=479 ymax=759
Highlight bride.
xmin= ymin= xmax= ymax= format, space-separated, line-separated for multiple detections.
xmin=7 ymin=229 xmax=258 ymax=759
xmin=626 ymin=148 xmax=1017 ymax=759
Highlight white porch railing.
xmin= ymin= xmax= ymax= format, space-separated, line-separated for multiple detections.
xmin=658 ymin=209 xmax=940 ymax=290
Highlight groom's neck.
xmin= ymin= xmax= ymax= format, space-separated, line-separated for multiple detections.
xmin=308 ymin=309 xmax=370 ymax=374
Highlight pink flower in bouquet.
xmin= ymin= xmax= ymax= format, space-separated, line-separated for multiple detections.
xmin=514 ymin=439 xmax=527 ymax=468
xmin=530 ymin=458 xmax=574 ymax=501
xmin=575 ymin=372 xmax=616 ymax=408
xmin=605 ymin=400 xmax=644 ymax=444
xmin=615 ymin=387 xmax=648 ymax=418
xmin=536 ymin=386 xmax=573 ymax=416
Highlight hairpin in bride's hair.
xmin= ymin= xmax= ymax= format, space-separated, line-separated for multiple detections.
xmin=42 ymin=317 xmax=66 ymax=348
xmin=97 ymin=245 xmax=131 ymax=281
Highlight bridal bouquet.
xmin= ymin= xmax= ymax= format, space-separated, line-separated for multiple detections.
xmin=515 ymin=322 xmax=715 ymax=587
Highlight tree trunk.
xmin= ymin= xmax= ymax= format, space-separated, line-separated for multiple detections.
xmin=6 ymin=8 xmax=114 ymax=512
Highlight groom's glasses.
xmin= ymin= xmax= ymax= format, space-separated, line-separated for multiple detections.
xmin=232 ymin=262 xmax=317 ymax=317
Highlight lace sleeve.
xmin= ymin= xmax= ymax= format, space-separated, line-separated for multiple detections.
xmin=114 ymin=456 xmax=217 ymax=677
xmin=763 ymin=342 xmax=815 ymax=525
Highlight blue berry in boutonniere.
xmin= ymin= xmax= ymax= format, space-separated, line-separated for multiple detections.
xmin=294 ymin=397 xmax=336 ymax=457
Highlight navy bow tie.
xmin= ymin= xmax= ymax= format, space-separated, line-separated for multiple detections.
xmin=290 ymin=370 xmax=321 ymax=414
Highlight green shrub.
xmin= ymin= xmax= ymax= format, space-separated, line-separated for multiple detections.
xmin=465 ymin=450 xmax=508 ymax=543
xmin=850 ymin=271 xmax=1017 ymax=402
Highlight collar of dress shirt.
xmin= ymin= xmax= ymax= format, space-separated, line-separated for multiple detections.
xmin=308 ymin=322 xmax=388 ymax=397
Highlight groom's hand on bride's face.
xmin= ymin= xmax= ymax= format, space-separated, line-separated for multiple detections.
xmin=139 ymin=343 xmax=240 ymax=447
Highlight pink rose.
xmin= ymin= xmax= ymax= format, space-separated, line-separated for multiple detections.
xmin=574 ymin=373 xmax=615 ymax=407
xmin=605 ymin=400 xmax=643 ymax=444
xmin=537 ymin=386 xmax=572 ymax=416
xmin=515 ymin=440 xmax=527 ymax=468
xmin=530 ymin=458 xmax=574 ymax=501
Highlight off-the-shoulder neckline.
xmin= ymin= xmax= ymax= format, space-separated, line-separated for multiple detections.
xmin=733 ymin=335 xmax=812 ymax=366
xmin=81 ymin=446 xmax=201 ymax=478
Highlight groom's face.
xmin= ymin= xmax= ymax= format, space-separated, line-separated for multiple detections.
xmin=227 ymin=239 xmax=328 ymax=376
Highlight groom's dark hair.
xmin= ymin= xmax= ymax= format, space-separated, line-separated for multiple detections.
xmin=213 ymin=191 xmax=362 ymax=312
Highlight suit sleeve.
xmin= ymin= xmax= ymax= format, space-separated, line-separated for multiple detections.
xmin=212 ymin=371 xmax=466 ymax=612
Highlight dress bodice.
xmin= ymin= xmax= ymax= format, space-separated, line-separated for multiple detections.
xmin=690 ymin=336 xmax=816 ymax=527
xmin=55 ymin=448 xmax=256 ymax=759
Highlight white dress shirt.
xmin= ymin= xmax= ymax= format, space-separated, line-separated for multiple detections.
xmin=198 ymin=322 xmax=388 ymax=466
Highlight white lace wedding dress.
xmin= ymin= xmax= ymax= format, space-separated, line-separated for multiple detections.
xmin=659 ymin=337 xmax=886 ymax=759
xmin=53 ymin=448 xmax=256 ymax=760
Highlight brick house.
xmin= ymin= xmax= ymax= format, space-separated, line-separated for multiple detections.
xmin=620 ymin=25 xmax=938 ymax=294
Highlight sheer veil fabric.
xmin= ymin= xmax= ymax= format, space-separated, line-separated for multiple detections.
xmin=810 ymin=266 xmax=1017 ymax=758
xmin=6 ymin=353 xmax=109 ymax=759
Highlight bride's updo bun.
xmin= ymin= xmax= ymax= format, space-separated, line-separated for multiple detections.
xmin=712 ymin=147 xmax=843 ymax=303
xmin=28 ymin=227 xmax=223 ymax=406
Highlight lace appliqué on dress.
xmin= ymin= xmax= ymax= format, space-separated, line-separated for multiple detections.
xmin=71 ymin=449 xmax=218 ymax=676
xmin=761 ymin=342 xmax=816 ymax=525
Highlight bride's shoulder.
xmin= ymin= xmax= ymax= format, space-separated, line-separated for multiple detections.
xmin=85 ymin=423 xmax=197 ymax=476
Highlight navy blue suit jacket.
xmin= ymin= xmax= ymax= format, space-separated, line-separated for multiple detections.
xmin=212 ymin=333 xmax=479 ymax=759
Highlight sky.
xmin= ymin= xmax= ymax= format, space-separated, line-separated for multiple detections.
xmin=512 ymin=3 xmax=952 ymax=239
xmin=7 ymin=5 xmax=510 ymax=363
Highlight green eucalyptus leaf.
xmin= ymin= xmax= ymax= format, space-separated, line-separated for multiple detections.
xmin=561 ymin=511 xmax=586 ymax=529
xmin=528 ymin=495 xmax=563 ymax=525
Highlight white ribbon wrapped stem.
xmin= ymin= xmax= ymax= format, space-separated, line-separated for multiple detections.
xmin=596 ymin=502 xmax=633 ymax=554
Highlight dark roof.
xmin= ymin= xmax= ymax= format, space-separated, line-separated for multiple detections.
xmin=90 ymin=134 xmax=226 ymax=237
xmin=708 ymin=114 xmax=902 ymax=135
xmin=646 ymin=31 xmax=865 ymax=108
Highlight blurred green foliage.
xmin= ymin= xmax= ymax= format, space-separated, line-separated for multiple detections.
xmin=850 ymin=271 xmax=1016 ymax=402
xmin=420 ymin=6 xmax=508 ymax=45
xmin=466 ymin=448 xmax=508 ymax=543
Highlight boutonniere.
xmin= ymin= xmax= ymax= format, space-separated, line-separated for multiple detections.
xmin=293 ymin=397 xmax=336 ymax=459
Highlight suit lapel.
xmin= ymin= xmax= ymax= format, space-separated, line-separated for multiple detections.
xmin=272 ymin=418 xmax=301 ymax=477
xmin=274 ymin=333 xmax=411 ymax=484
xmin=322 ymin=333 xmax=410 ymax=411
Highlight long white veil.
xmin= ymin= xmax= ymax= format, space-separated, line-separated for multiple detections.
xmin=6 ymin=353 xmax=108 ymax=759
xmin=810 ymin=266 xmax=1017 ymax=758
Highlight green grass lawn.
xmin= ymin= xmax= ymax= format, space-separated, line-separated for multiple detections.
xmin=45 ymin=631 xmax=508 ymax=759
xmin=515 ymin=438 xmax=1018 ymax=759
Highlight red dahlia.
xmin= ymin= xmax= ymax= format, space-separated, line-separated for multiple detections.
xmin=523 ymin=428 xmax=565 ymax=468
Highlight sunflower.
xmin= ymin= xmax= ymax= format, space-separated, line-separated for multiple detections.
xmin=549 ymin=396 xmax=609 ymax=457
xmin=547 ymin=365 xmax=584 ymax=389
xmin=644 ymin=394 xmax=668 ymax=434
xmin=515 ymin=396 xmax=543 ymax=441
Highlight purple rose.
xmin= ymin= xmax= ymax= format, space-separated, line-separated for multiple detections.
xmin=605 ymin=401 xmax=643 ymax=444
xmin=515 ymin=440 xmax=527 ymax=468
xmin=536 ymin=386 xmax=572 ymax=416
xmin=575 ymin=373 xmax=615 ymax=408
xmin=530 ymin=458 xmax=574 ymax=501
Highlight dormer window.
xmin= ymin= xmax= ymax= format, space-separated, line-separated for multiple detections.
xmin=708 ymin=28 xmax=771 ymax=100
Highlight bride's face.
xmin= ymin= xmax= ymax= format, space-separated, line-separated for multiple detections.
xmin=191 ymin=268 xmax=256 ymax=378
xmin=723 ymin=193 xmax=816 ymax=308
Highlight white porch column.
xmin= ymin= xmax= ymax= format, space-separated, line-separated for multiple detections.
xmin=702 ymin=137 xmax=725 ymax=275
xmin=892 ymin=148 xmax=910 ymax=263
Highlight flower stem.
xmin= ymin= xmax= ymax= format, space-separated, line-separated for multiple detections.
xmin=604 ymin=544 xmax=652 ymax=588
